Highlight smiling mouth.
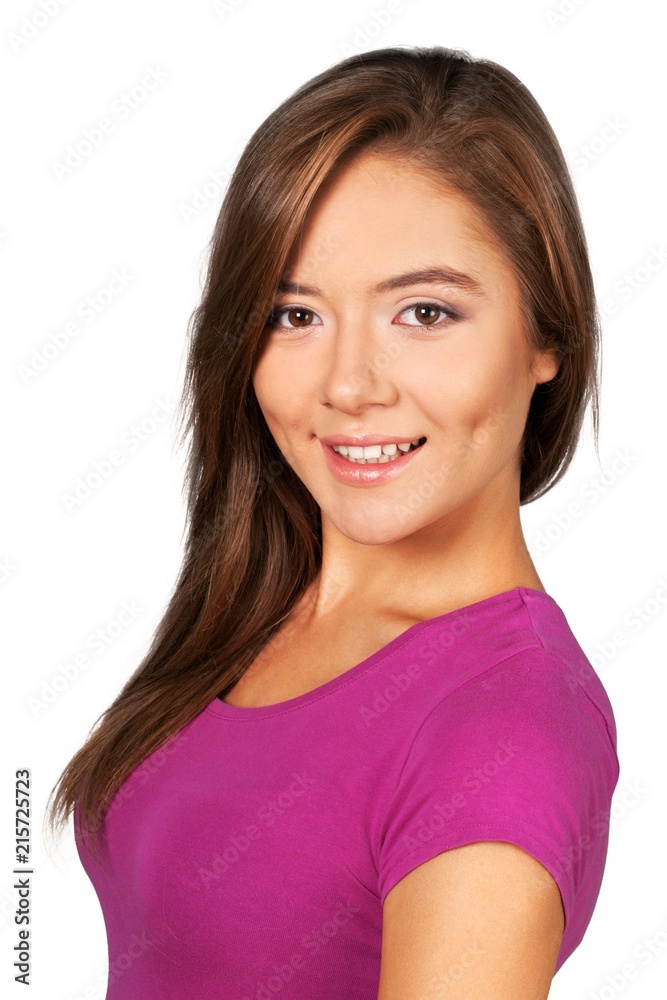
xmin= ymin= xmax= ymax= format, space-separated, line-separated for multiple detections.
xmin=330 ymin=437 xmax=427 ymax=464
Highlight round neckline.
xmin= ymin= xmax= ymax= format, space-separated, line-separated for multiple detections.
xmin=205 ymin=586 xmax=557 ymax=720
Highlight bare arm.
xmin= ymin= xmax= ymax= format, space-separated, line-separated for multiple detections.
xmin=377 ymin=841 xmax=565 ymax=999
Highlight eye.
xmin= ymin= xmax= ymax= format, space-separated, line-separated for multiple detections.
xmin=266 ymin=305 xmax=323 ymax=330
xmin=395 ymin=301 xmax=460 ymax=328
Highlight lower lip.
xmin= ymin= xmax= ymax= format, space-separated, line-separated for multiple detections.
xmin=320 ymin=440 xmax=426 ymax=484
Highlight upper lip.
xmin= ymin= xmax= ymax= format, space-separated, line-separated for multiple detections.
xmin=319 ymin=434 xmax=426 ymax=446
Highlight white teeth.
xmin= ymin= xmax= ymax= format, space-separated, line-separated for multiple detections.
xmin=331 ymin=437 xmax=425 ymax=464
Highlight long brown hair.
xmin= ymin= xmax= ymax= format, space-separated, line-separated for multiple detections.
xmin=48 ymin=45 xmax=600 ymax=858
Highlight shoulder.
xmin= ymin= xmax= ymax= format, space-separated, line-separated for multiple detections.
xmin=392 ymin=640 xmax=619 ymax=833
xmin=376 ymin=636 xmax=619 ymax=966
xmin=413 ymin=587 xmax=618 ymax=758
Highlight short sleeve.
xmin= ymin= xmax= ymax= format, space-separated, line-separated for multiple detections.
xmin=377 ymin=646 xmax=619 ymax=969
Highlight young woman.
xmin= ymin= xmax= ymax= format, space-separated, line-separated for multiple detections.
xmin=49 ymin=46 xmax=619 ymax=998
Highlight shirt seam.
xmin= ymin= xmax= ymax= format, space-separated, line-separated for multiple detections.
xmin=205 ymin=589 xmax=541 ymax=722
xmin=374 ymin=595 xmax=619 ymax=868
xmin=379 ymin=812 xmax=574 ymax=923
xmin=387 ymin=638 xmax=546 ymax=807
xmin=521 ymin=593 xmax=620 ymax=771
xmin=373 ymin=638 xmax=549 ymax=872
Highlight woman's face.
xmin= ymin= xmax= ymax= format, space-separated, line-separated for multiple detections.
xmin=251 ymin=151 xmax=559 ymax=545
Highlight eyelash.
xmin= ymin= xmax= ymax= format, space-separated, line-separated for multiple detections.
xmin=266 ymin=301 xmax=461 ymax=331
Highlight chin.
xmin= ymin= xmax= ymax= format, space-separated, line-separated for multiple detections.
xmin=328 ymin=508 xmax=428 ymax=546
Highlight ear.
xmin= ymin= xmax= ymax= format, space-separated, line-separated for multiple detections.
xmin=531 ymin=348 xmax=560 ymax=385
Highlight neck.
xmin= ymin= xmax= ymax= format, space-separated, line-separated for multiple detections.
xmin=303 ymin=486 xmax=544 ymax=625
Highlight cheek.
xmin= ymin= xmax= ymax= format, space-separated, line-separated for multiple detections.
xmin=252 ymin=351 xmax=311 ymax=443
xmin=472 ymin=365 xmax=529 ymax=445
xmin=421 ymin=341 xmax=530 ymax=453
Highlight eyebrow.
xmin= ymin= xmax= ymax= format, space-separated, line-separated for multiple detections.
xmin=276 ymin=267 xmax=486 ymax=298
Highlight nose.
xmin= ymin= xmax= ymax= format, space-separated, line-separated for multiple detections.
xmin=318 ymin=313 xmax=399 ymax=413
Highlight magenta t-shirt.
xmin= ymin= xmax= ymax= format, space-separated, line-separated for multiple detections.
xmin=75 ymin=587 xmax=619 ymax=998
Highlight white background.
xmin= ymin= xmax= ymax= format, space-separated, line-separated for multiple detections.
xmin=2 ymin=0 xmax=665 ymax=997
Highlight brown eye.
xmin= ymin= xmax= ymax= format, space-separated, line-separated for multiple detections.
xmin=395 ymin=302 xmax=459 ymax=329
xmin=286 ymin=307 xmax=314 ymax=327
xmin=415 ymin=304 xmax=441 ymax=325
xmin=267 ymin=306 xmax=320 ymax=329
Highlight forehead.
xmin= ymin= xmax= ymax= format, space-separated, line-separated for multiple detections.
xmin=286 ymin=151 xmax=519 ymax=296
